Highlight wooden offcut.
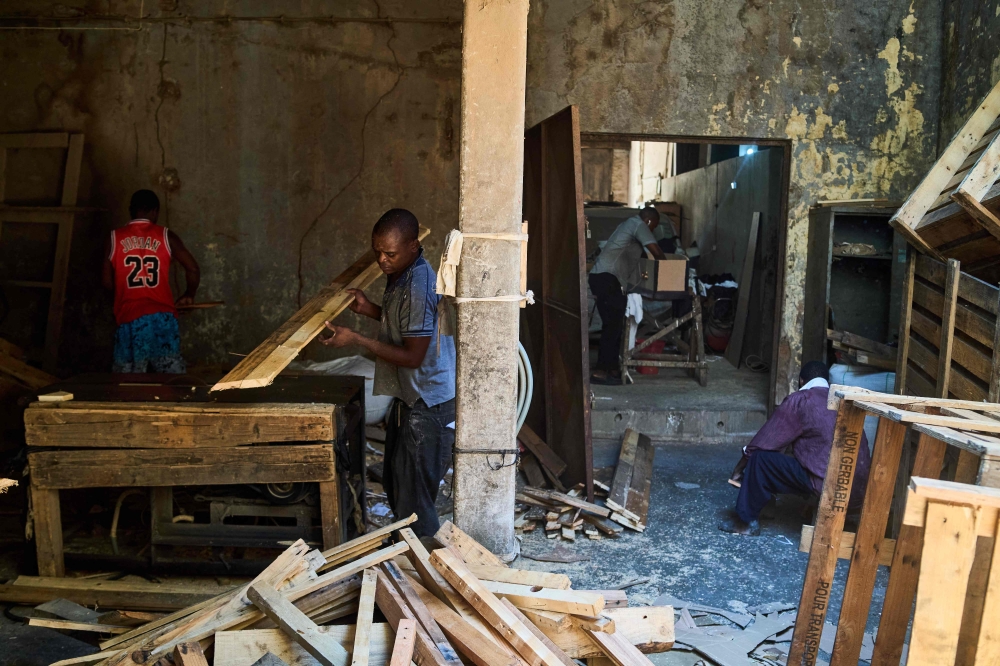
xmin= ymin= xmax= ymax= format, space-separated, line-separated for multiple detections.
xmin=517 ymin=425 xmax=568 ymax=478
xmin=248 ymin=582 xmax=350 ymax=666
xmin=435 ymin=521 xmax=506 ymax=568
xmin=213 ymin=226 xmax=430 ymax=391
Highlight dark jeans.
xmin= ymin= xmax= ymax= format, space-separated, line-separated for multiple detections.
xmin=589 ymin=272 xmax=627 ymax=373
xmin=384 ymin=397 xmax=455 ymax=537
xmin=736 ymin=450 xmax=815 ymax=523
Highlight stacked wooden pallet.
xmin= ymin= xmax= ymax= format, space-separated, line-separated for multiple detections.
xmin=48 ymin=515 xmax=674 ymax=666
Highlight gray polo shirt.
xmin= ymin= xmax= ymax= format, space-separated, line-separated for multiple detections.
xmin=590 ymin=215 xmax=657 ymax=289
xmin=372 ymin=252 xmax=456 ymax=408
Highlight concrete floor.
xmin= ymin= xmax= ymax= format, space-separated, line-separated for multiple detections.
xmin=0 ymin=442 xmax=888 ymax=666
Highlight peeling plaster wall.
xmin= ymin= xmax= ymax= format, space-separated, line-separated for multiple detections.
xmin=526 ymin=0 xmax=944 ymax=403
xmin=0 ymin=1 xmax=462 ymax=374
xmin=938 ymin=0 xmax=1000 ymax=147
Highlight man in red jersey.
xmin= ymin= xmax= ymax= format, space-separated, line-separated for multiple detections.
xmin=102 ymin=190 xmax=200 ymax=373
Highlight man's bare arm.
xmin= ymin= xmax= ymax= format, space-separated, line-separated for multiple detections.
xmin=168 ymin=230 xmax=201 ymax=305
xmin=321 ymin=325 xmax=430 ymax=369
xmin=645 ymin=243 xmax=667 ymax=260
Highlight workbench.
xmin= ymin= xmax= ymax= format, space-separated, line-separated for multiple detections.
xmin=25 ymin=374 xmax=366 ymax=577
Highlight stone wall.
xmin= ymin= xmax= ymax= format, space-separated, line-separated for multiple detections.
xmin=938 ymin=0 xmax=1000 ymax=148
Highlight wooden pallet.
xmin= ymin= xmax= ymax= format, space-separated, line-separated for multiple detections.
xmin=901 ymin=477 xmax=1000 ymax=665
xmin=788 ymin=386 xmax=1000 ymax=666
xmin=890 ymin=79 xmax=1000 ymax=284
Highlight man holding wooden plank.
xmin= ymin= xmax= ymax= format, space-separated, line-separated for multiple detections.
xmin=321 ymin=209 xmax=455 ymax=537
xmin=719 ymin=361 xmax=871 ymax=535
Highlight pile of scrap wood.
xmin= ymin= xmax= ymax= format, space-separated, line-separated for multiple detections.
xmin=826 ymin=329 xmax=896 ymax=371
xmin=515 ymin=428 xmax=653 ymax=541
xmin=31 ymin=515 xmax=673 ymax=666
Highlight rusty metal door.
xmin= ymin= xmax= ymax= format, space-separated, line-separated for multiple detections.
xmin=521 ymin=106 xmax=592 ymax=495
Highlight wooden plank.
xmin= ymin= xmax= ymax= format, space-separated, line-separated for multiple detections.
xmin=390 ymin=620 xmax=418 ymax=666
xmin=0 ymin=351 xmax=58 ymax=389
xmin=956 ymin=535 xmax=994 ymax=666
xmin=829 ymin=418 xmax=908 ymax=666
xmin=382 ymin=562 xmax=463 ymax=666
xmin=851 ymin=401 xmax=1000 ymax=438
xmin=586 ymin=631 xmax=654 ymax=666
xmin=249 ymin=582 xmax=350 ymax=666
xmin=797 ymin=525 xmax=895 ymax=567
xmin=31 ymin=487 xmax=63 ymax=577
xmin=319 ymin=515 xmax=417 ymax=570
xmin=787 ymin=402 xmax=867 ymax=666
xmin=213 ymin=226 xmax=430 ymax=391
xmin=24 ymin=402 xmax=335 ymax=448
xmin=434 ymin=521 xmax=506 ymax=568
xmin=61 ymin=134 xmax=84 ymax=207
xmin=827 ymin=329 xmax=896 ymax=358
xmin=517 ymin=425 xmax=568 ymax=478
xmin=98 ymin=594 xmax=230 ymax=649
xmin=467 ymin=566 xmax=570 ymax=590
xmin=907 ymin=502 xmax=978 ymax=666
xmin=537 ymin=607 xmax=674 ymax=659
xmin=608 ymin=430 xmax=638 ymax=507
xmin=173 ymin=642 xmax=210 ymax=666
xmin=399 ymin=528 xmax=454 ymax=607
xmin=520 ymin=452 xmax=547 ymax=488
xmin=28 ymin=444 xmax=336 ymax=489
xmin=519 ymin=487 xmax=610 ymax=518
xmin=500 ymin=599 xmax=576 ymax=666
xmin=215 ymin=625 xmax=396 ymax=666
xmin=352 ymin=570 xmax=378 ymax=666
xmin=480 ymin=581 xmax=603 ymax=616
xmin=953 ymin=129 xmax=1000 ymax=235
xmin=373 ymin=568 xmax=451 ymax=666
xmin=900 ymin=79 xmax=1000 ymax=236
xmin=27 ymin=618 xmax=129 ymax=634
xmin=973 ymin=516 xmax=1000 ymax=666
xmin=430 ymin=547 xmax=565 ymax=666
xmin=0 ymin=132 xmax=70 ymax=148
xmin=290 ymin=543 xmax=410 ymax=602
xmin=725 ymin=211 xmax=759 ymax=368
xmin=624 ymin=434 xmax=654 ymax=525
xmin=871 ymin=431 xmax=949 ymax=665
xmin=990 ymin=289 xmax=1000 ymax=402
xmin=43 ymin=212 xmax=74 ymax=373
xmin=937 ymin=258 xmax=962 ymax=397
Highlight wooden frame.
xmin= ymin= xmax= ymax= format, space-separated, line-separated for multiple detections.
xmin=788 ymin=386 xmax=1000 ymax=666
xmin=0 ymin=133 xmax=84 ymax=373
xmin=618 ymin=285 xmax=707 ymax=386
xmin=890 ymin=79 xmax=1000 ymax=281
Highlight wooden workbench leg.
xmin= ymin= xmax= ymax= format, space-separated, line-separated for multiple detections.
xmin=787 ymin=402 xmax=867 ymax=666
xmin=31 ymin=486 xmax=64 ymax=577
xmin=871 ymin=431 xmax=948 ymax=666
xmin=829 ymin=418 xmax=907 ymax=666
xmin=318 ymin=481 xmax=342 ymax=550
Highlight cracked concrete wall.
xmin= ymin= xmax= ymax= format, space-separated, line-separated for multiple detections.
xmin=526 ymin=0 xmax=944 ymax=403
xmin=0 ymin=1 xmax=462 ymax=374
xmin=938 ymin=0 xmax=1000 ymax=148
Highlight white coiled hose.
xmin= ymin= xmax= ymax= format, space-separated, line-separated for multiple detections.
xmin=515 ymin=341 xmax=533 ymax=432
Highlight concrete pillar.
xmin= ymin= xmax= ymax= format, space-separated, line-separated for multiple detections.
xmin=452 ymin=0 xmax=530 ymax=559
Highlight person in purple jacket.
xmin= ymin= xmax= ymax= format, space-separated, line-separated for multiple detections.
xmin=719 ymin=361 xmax=871 ymax=536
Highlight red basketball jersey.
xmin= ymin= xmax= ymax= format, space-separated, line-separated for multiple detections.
xmin=109 ymin=220 xmax=176 ymax=325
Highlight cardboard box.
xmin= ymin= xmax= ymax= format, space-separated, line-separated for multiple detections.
xmin=638 ymin=256 xmax=687 ymax=294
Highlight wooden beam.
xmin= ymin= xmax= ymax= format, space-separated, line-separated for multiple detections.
xmin=499 ymin=599 xmax=576 ymax=666
xmin=517 ymin=425 xmax=568 ymax=477
xmin=937 ymin=259 xmax=961 ymax=397
xmin=953 ymin=128 xmax=1000 ymax=242
xmin=30 ymin=487 xmax=63 ymax=577
xmin=898 ymin=79 xmax=1000 ymax=238
xmin=373 ymin=568 xmax=452 ymax=666
xmin=212 ymin=226 xmax=430 ymax=391
xmin=429 ymin=548 xmax=566 ymax=666
xmin=248 ymin=582 xmax=350 ymax=666
xmin=585 ymin=631 xmax=654 ymax=666
xmin=434 ymin=521 xmax=506 ymax=568
xmin=173 ymin=642 xmax=210 ymax=666
xmin=798 ymin=525 xmax=895 ymax=567
xmin=381 ymin=562 xmax=463 ymax=666
xmin=24 ymin=401 xmax=336 ymax=448
xmin=60 ymin=134 xmax=84 ymax=207
xmin=608 ymin=430 xmax=638 ymax=508
xmin=320 ymin=515 xmax=417 ymax=569
xmin=480 ymin=581 xmax=604 ymax=616
xmin=28 ymin=443 xmax=336 ymax=489
xmin=27 ymin=618 xmax=129 ymax=634
xmin=0 ymin=351 xmax=57 ymax=390
xmin=400 ymin=527 xmax=455 ymax=607
xmin=352 ymin=570 xmax=378 ymax=666
xmin=214 ymin=625 xmax=396 ymax=666
xmin=466 ymin=565 xmax=571 ymax=590
xmin=725 ymin=211 xmax=759 ymax=368
xmin=389 ymin=620 xmax=418 ymax=666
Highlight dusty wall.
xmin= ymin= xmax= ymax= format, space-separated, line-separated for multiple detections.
xmin=526 ymin=0 xmax=944 ymax=403
xmin=0 ymin=1 xmax=462 ymax=374
xmin=938 ymin=0 xmax=1000 ymax=147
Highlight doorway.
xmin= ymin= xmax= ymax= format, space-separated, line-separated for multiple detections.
xmin=579 ymin=133 xmax=791 ymax=460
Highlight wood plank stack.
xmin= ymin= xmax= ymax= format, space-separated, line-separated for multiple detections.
xmin=37 ymin=515 xmax=673 ymax=666
xmin=826 ymin=328 xmax=896 ymax=371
